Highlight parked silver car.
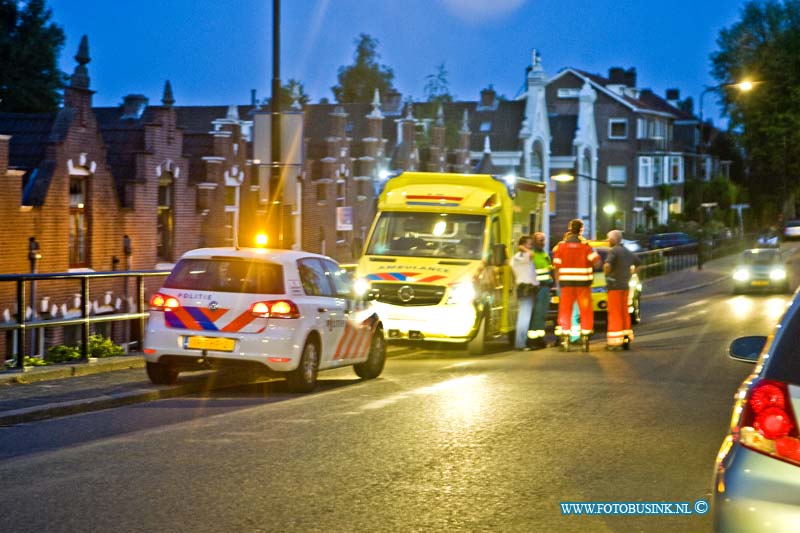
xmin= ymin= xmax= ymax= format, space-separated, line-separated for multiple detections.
xmin=713 ymin=296 xmax=800 ymax=530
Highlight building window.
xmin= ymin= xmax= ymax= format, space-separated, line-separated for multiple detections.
xmin=608 ymin=119 xmax=628 ymax=139
xmin=530 ymin=149 xmax=543 ymax=181
xmin=224 ymin=179 xmax=240 ymax=246
xmin=607 ymin=165 xmax=627 ymax=186
xmin=669 ymin=196 xmax=683 ymax=215
xmin=653 ymin=156 xmax=664 ymax=185
xmin=69 ymin=177 xmax=88 ymax=267
xmin=479 ymin=121 xmax=492 ymax=132
xmin=670 ymin=156 xmax=683 ymax=183
xmin=638 ymin=157 xmax=653 ymax=187
xmin=557 ymin=88 xmax=579 ymax=98
xmin=157 ymin=172 xmax=174 ymax=261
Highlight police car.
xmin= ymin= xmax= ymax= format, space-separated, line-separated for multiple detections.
xmin=143 ymin=247 xmax=385 ymax=392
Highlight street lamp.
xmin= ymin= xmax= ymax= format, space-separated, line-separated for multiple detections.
xmin=551 ymin=172 xmax=613 ymax=238
xmin=697 ymin=80 xmax=757 ymax=179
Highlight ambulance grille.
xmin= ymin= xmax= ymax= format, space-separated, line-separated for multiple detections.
xmin=371 ymin=283 xmax=446 ymax=306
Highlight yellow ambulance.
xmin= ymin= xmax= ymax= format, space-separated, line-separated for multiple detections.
xmin=355 ymin=172 xmax=545 ymax=354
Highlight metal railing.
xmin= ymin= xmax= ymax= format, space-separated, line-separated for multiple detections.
xmin=0 ymin=270 xmax=169 ymax=370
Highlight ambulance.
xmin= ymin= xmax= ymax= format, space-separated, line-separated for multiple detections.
xmin=354 ymin=171 xmax=545 ymax=354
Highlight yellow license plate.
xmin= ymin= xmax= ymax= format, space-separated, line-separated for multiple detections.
xmin=751 ymin=280 xmax=769 ymax=286
xmin=184 ymin=336 xmax=235 ymax=352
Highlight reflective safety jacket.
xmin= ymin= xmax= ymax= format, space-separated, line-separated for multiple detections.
xmin=532 ymin=249 xmax=554 ymax=284
xmin=552 ymin=236 xmax=599 ymax=287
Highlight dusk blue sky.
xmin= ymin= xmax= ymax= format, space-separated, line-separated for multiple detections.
xmin=49 ymin=0 xmax=747 ymax=125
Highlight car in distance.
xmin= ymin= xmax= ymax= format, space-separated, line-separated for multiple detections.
xmin=143 ymin=247 xmax=385 ymax=392
xmin=783 ymin=220 xmax=800 ymax=241
xmin=713 ymin=295 xmax=800 ymax=530
xmin=647 ymin=232 xmax=698 ymax=252
xmin=732 ymin=248 xmax=790 ymax=294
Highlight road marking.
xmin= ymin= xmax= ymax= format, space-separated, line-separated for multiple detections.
xmin=683 ymin=299 xmax=708 ymax=308
xmin=652 ymin=311 xmax=678 ymax=319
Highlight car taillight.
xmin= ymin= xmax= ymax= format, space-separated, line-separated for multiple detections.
xmin=249 ymin=300 xmax=300 ymax=319
xmin=149 ymin=293 xmax=180 ymax=311
xmin=736 ymin=379 xmax=800 ymax=465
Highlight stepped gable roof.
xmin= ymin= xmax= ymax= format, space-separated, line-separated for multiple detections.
xmin=0 ymin=111 xmax=66 ymax=206
xmin=93 ymin=106 xmax=151 ymax=206
xmin=182 ymin=132 xmax=215 ymax=184
xmin=548 ymin=115 xmax=578 ymax=156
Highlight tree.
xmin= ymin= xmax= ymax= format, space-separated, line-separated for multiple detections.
xmin=710 ymin=0 xmax=800 ymax=218
xmin=0 ymin=0 xmax=66 ymax=112
xmin=332 ymin=34 xmax=395 ymax=103
xmin=424 ymin=63 xmax=453 ymax=103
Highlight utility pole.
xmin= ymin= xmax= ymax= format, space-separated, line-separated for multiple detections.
xmin=269 ymin=0 xmax=284 ymax=248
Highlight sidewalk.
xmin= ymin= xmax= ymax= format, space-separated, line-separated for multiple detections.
xmin=0 ymin=253 xmax=746 ymax=426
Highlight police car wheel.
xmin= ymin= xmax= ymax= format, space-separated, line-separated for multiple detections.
xmin=286 ymin=339 xmax=319 ymax=393
xmin=354 ymin=328 xmax=386 ymax=380
xmin=146 ymin=361 xmax=179 ymax=385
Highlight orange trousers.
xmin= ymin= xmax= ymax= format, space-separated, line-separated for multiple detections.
xmin=607 ymin=289 xmax=633 ymax=346
xmin=558 ymin=285 xmax=593 ymax=335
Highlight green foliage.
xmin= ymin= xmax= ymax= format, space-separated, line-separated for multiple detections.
xmin=24 ymin=355 xmax=49 ymax=366
xmin=711 ymin=0 xmax=800 ymax=217
xmin=272 ymin=79 xmax=309 ymax=110
xmin=332 ymin=34 xmax=395 ymax=103
xmin=87 ymin=334 xmax=124 ymax=358
xmin=44 ymin=334 xmax=123 ymax=363
xmin=46 ymin=344 xmax=80 ymax=363
xmin=424 ymin=63 xmax=453 ymax=104
xmin=0 ymin=0 xmax=66 ymax=112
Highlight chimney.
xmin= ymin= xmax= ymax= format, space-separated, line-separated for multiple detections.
xmin=251 ymin=89 xmax=257 ymax=106
xmin=480 ymin=85 xmax=497 ymax=108
xmin=623 ymin=67 xmax=637 ymax=88
xmin=666 ymin=88 xmax=680 ymax=106
xmin=120 ymin=94 xmax=149 ymax=120
xmin=608 ymin=67 xmax=625 ymax=85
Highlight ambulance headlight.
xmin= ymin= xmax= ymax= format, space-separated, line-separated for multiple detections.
xmin=770 ymin=268 xmax=787 ymax=281
xmin=354 ymin=278 xmax=371 ymax=296
xmin=447 ymin=282 xmax=476 ymax=304
xmin=732 ymin=268 xmax=750 ymax=282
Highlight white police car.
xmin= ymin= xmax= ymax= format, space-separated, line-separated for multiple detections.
xmin=143 ymin=247 xmax=385 ymax=392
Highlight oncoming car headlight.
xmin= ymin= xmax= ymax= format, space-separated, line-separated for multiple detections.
xmin=353 ymin=277 xmax=371 ymax=296
xmin=732 ymin=268 xmax=750 ymax=282
xmin=770 ymin=268 xmax=787 ymax=281
xmin=447 ymin=282 xmax=476 ymax=304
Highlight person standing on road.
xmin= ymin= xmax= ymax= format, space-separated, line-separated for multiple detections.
xmin=603 ymin=229 xmax=641 ymax=351
xmin=527 ymin=232 xmax=553 ymax=350
xmin=552 ymin=219 xmax=600 ymax=351
xmin=511 ymin=236 xmax=539 ymax=351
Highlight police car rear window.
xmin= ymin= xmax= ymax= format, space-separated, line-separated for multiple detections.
xmin=163 ymin=258 xmax=284 ymax=294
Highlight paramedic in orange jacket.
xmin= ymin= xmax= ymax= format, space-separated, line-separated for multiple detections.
xmin=552 ymin=219 xmax=600 ymax=351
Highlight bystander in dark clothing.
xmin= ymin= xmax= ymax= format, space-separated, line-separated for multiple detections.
xmin=604 ymin=230 xmax=641 ymax=350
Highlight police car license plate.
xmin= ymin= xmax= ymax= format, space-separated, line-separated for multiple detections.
xmin=751 ymin=280 xmax=769 ymax=286
xmin=184 ymin=336 xmax=235 ymax=352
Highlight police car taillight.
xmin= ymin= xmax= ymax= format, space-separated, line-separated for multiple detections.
xmin=249 ymin=300 xmax=300 ymax=319
xmin=149 ymin=293 xmax=180 ymax=311
xmin=735 ymin=379 xmax=800 ymax=466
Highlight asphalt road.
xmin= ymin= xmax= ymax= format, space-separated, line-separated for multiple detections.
xmin=0 ymin=271 xmax=794 ymax=532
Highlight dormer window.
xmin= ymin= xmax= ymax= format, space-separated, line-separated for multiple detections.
xmin=479 ymin=121 xmax=492 ymax=132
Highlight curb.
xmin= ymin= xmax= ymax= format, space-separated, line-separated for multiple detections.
xmin=0 ymin=356 xmax=146 ymax=385
xmin=642 ymin=274 xmax=729 ymax=300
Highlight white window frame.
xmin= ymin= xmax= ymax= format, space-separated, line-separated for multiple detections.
xmin=557 ymin=88 xmax=580 ymax=98
xmin=608 ymin=118 xmax=628 ymax=140
xmin=638 ymin=156 xmax=653 ymax=187
xmin=607 ymin=165 xmax=627 ymax=186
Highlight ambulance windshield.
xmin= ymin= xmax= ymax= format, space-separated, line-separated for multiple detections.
xmin=366 ymin=212 xmax=485 ymax=259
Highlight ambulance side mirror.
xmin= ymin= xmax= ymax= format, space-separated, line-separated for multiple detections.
xmin=489 ymin=243 xmax=507 ymax=266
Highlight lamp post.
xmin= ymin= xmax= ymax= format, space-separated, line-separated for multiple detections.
xmin=552 ymin=172 xmax=616 ymax=238
xmin=697 ymin=80 xmax=755 ymax=179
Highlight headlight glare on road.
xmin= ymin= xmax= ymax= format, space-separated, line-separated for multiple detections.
xmin=448 ymin=282 xmax=476 ymax=304
xmin=733 ymin=268 xmax=750 ymax=282
xmin=770 ymin=268 xmax=787 ymax=281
